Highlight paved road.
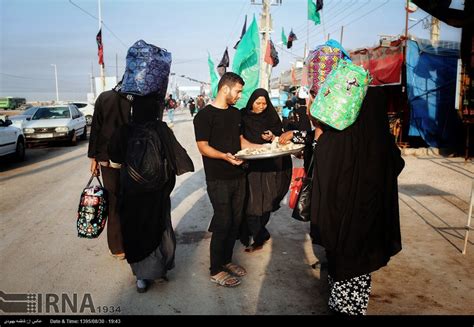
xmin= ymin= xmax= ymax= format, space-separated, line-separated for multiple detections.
xmin=1 ymin=109 xmax=473 ymax=315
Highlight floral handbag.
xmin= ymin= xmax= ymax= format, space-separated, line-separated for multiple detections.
xmin=77 ymin=175 xmax=108 ymax=239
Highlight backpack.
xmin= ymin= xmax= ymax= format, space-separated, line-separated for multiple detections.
xmin=120 ymin=122 xmax=171 ymax=194
xmin=310 ymin=59 xmax=370 ymax=130
xmin=121 ymin=40 xmax=172 ymax=97
xmin=77 ymin=175 xmax=108 ymax=239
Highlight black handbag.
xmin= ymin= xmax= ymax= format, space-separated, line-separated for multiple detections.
xmin=291 ymin=152 xmax=314 ymax=222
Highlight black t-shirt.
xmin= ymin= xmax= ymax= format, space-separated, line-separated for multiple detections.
xmin=193 ymin=104 xmax=245 ymax=181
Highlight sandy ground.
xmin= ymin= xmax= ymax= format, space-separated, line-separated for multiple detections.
xmin=0 ymin=108 xmax=473 ymax=315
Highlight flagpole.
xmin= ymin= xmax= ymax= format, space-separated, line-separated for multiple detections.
xmin=306 ymin=0 xmax=309 ymax=59
xmin=98 ymin=0 xmax=105 ymax=92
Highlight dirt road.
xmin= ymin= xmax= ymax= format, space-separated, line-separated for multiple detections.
xmin=0 ymin=109 xmax=473 ymax=315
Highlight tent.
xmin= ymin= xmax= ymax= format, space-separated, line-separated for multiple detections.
xmin=406 ymin=37 xmax=463 ymax=148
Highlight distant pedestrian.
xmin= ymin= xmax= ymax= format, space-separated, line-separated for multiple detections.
xmin=188 ymin=97 xmax=196 ymax=117
xmin=196 ymin=95 xmax=205 ymax=112
xmin=165 ymin=95 xmax=177 ymax=125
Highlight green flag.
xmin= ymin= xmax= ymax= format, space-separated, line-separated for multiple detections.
xmin=232 ymin=15 xmax=260 ymax=109
xmin=308 ymin=0 xmax=321 ymax=25
xmin=281 ymin=27 xmax=288 ymax=46
xmin=207 ymin=52 xmax=218 ymax=98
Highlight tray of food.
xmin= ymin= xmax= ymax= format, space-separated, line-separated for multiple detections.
xmin=235 ymin=138 xmax=305 ymax=160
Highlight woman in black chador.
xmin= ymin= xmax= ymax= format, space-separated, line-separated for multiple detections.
xmin=108 ymin=95 xmax=194 ymax=293
xmin=310 ymin=87 xmax=405 ymax=315
xmin=240 ymin=88 xmax=292 ymax=252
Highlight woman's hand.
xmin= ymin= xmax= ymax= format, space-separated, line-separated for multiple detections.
xmin=90 ymin=158 xmax=100 ymax=176
xmin=278 ymin=131 xmax=294 ymax=144
xmin=261 ymin=130 xmax=274 ymax=142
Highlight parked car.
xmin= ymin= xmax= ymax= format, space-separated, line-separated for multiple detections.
xmin=9 ymin=106 xmax=39 ymax=129
xmin=0 ymin=116 xmax=25 ymax=161
xmin=22 ymin=105 xmax=87 ymax=146
xmin=70 ymin=101 xmax=94 ymax=126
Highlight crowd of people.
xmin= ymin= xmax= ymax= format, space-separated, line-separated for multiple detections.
xmin=87 ymin=40 xmax=404 ymax=316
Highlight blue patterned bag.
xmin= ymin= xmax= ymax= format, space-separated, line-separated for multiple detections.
xmin=121 ymin=40 xmax=172 ymax=97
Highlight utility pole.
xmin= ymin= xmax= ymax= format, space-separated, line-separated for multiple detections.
xmin=430 ymin=17 xmax=440 ymax=45
xmin=115 ymin=53 xmax=119 ymax=80
xmin=252 ymin=0 xmax=282 ymax=90
xmin=403 ymin=0 xmax=409 ymax=64
xmin=340 ymin=26 xmax=344 ymax=45
xmin=51 ymin=64 xmax=59 ymax=102
xmin=98 ymin=0 xmax=105 ymax=92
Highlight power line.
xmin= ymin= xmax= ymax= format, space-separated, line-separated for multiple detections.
xmin=292 ymin=0 xmax=372 ymax=53
xmin=68 ymin=0 xmax=128 ymax=48
xmin=292 ymin=0 xmax=388 ymax=54
xmin=225 ymin=0 xmax=251 ymax=48
xmin=408 ymin=14 xmax=430 ymax=30
xmin=291 ymin=0 xmax=345 ymax=36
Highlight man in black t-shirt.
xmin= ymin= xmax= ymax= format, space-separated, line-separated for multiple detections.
xmin=193 ymin=72 xmax=255 ymax=288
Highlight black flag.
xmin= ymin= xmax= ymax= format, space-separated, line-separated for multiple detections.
xmin=233 ymin=15 xmax=247 ymax=50
xmin=317 ymin=0 xmax=324 ymax=11
xmin=96 ymin=28 xmax=104 ymax=67
xmin=270 ymin=40 xmax=279 ymax=67
xmin=287 ymin=29 xmax=298 ymax=49
xmin=217 ymin=47 xmax=230 ymax=77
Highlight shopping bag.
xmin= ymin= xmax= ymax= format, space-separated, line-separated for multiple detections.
xmin=77 ymin=175 xmax=108 ymax=239
xmin=289 ymin=167 xmax=306 ymax=209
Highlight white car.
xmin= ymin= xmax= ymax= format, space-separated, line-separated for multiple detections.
xmin=0 ymin=116 xmax=25 ymax=161
xmin=70 ymin=101 xmax=95 ymax=126
xmin=22 ymin=104 xmax=87 ymax=146
xmin=9 ymin=106 xmax=39 ymax=129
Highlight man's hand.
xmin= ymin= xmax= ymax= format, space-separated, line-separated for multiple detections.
xmin=225 ymin=153 xmax=244 ymax=166
xmin=90 ymin=158 xmax=100 ymax=176
xmin=279 ymin=131 xmax=294 ymax=144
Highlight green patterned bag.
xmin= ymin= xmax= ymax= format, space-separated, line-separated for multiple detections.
xmin=310 ymin=59 xmax=370 ymax=130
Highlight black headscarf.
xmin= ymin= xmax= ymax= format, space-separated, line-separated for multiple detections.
xmin=310 ymin=87 xmax=405 ymax=282
xmin=242 ymin=88 xmax=283 ymax=144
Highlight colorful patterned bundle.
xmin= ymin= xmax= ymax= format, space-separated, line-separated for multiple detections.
xmin=307 ymin=45 xmax=344 ymax=97
xmin=77 ymin=175 xmax=108 ymax=239
xmin=310 ymin=59 xmax=371 ymax=131
xmin=121 ymin=40 xmax=172 ymax=97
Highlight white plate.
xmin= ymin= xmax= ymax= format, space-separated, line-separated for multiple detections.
xmin=235 ymin=144 xmax=305 ymax=160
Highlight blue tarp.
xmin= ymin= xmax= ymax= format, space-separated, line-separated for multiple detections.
xmin=406 ymin=38 xmax=462 ymax=148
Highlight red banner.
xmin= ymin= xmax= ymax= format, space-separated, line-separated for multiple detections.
xmin=350 ymin=40 xmax=403 ymax=86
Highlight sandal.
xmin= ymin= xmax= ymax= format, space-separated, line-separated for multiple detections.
xmin=210 ymin=271 xmax=241 ymax=287
xmin=223 ymin=263 xmax=247 ymax=277
xmin=244 ymin=243 xmax=263 ymax=253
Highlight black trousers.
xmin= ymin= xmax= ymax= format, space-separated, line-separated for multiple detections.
xmin=206 ymin=177 xmax=246 ymax=276
xmin=247 ymin=212 xmax=271 ymax=245
xmin=100 ymin=165 xmax=124 ymax=254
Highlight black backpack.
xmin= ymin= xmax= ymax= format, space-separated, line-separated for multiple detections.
xmin=121 ymin=122 xmax=170 ymax=194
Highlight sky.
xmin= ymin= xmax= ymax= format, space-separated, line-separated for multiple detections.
xmin=0 ymin=0 xmax=465 ymax=102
